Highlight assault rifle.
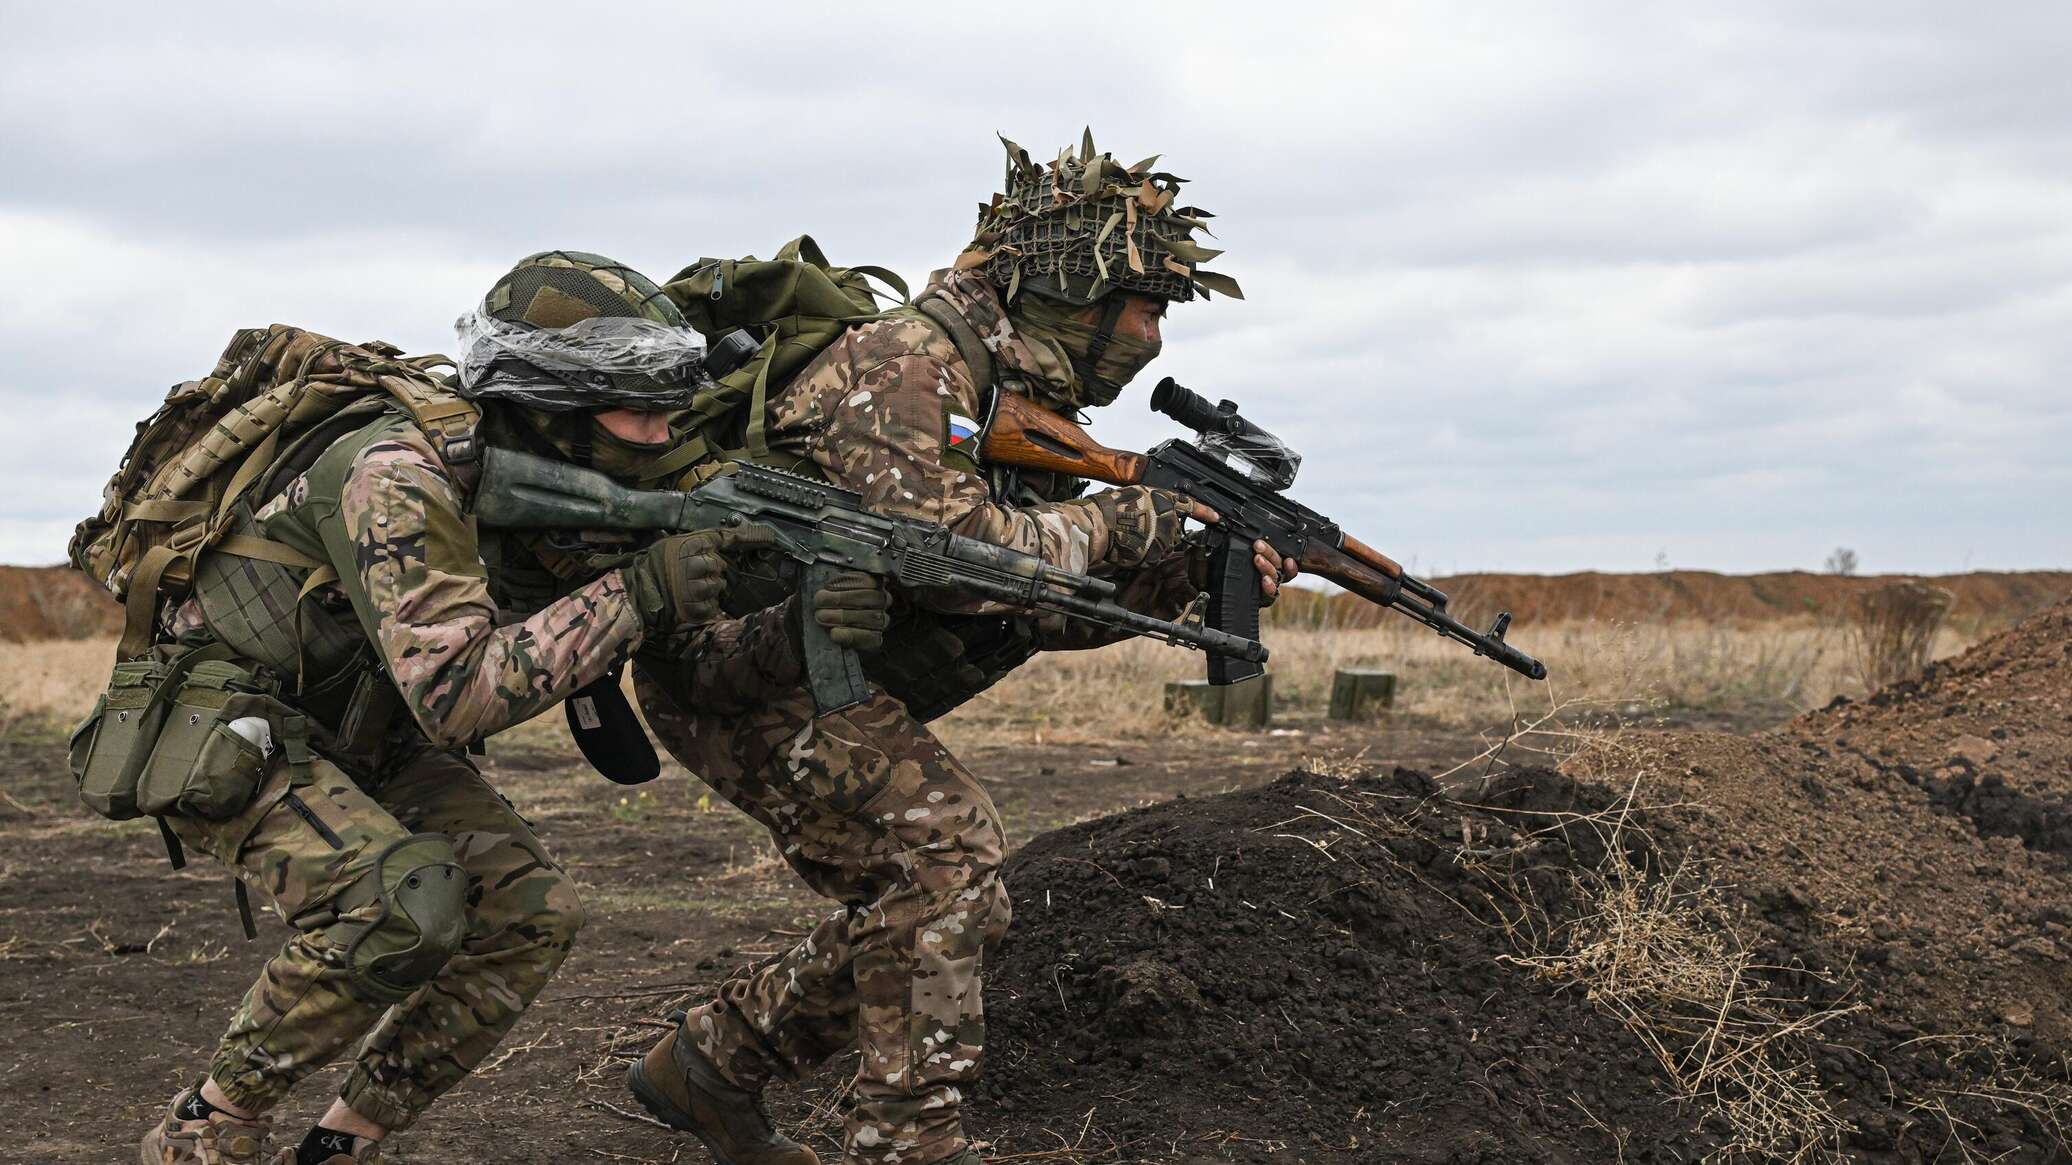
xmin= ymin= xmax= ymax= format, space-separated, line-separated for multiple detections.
xmin=979 ymin=378 xmax=1548 ymax=683
xmin=472 ymin=448 xmax=1270 ymax=715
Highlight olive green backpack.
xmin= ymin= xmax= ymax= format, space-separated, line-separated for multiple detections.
xmin=655 ymin=235 xmax=908 ymax=475
xmin=69 ymin=325 xmax=477 ymax=661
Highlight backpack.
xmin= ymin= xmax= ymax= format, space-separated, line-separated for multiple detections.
xmin=69 ymin=324 xmax=481 ymax=659
xmin=656 ymin=235 xmax=910 ymax=474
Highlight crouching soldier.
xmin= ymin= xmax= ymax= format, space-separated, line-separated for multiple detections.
xmin=133 ymin=252 xmax=824 ymax=1165
xmin=626 ymin=135 xmax=1286 ymax=1165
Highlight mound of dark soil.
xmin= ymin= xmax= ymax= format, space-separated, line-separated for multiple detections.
xmin=970 ymin=767 xmax=1717 ymax=1163
xmin=974 ymin=599 xmax=2072 ymax=1162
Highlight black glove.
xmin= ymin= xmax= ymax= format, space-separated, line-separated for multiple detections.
xmin=811 ymin=571 xmax=893 ymax=652
xmin=622 ymin=525 xmax=776 ymax=640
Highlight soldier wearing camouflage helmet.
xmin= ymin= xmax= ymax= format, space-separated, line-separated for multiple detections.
xmin=625 ymin=135 xmax=1292 ymax=1165
xmin=138 ymin=251 xmax=881 ymax=1165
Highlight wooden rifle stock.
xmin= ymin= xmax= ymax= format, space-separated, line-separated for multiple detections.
xmin=980 ymin=391 xmax=1146 ymax=486
xmin=1297 ymin=539 xmax=1402 ymax=606
xmin=984 ymin=392 xmax=1407 ymax=603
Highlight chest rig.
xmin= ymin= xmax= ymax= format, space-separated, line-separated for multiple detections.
xmin=722 ymin=295 xmax=1087 ymax=722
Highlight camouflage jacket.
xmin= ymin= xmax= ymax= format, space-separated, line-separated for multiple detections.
xmin=762 ymin=269 xmax=1125 ymax=612
xmin=221 ymin=414 xmax=798 ymax=749
xmin=755 ymin=268 xmax=1196 ymax=660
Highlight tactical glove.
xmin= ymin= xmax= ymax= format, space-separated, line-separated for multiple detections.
xmin=622 ymin=526 xmax=776 ymax=641
xmin=812 ymin=570 xmax=893 ymax=652
xmin=1093 ymin=485 xmax=1193 ymax=570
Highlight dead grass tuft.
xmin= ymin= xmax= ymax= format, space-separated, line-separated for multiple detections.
xmin=1844 ymin=581 xmax=1955 ymax=691
xmin=1493 ymin=740 xmax=1864 ymax=1162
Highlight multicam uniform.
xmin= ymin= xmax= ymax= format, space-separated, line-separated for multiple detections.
xmin=636 ymin=268 xmax=1194 ymax=1164
xmin=159 ymin=414 xmax=607 ymax=1129
xmin=166 ymin=411 xmax=798 ymax=1135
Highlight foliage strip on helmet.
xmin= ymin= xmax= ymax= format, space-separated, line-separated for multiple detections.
xmin=957 ymin=129 xmax=1242 ymax=307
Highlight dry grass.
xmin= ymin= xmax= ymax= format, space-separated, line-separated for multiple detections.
xmin=0 ymin=638 xmax=115 ymax=738
xmin=1285 ymin=724 xmax=1867 ymax=1163
xmin=0 ymin=617 xmax=1975 ymax=745
xmin=934 ymin=616 xmax=1974 ymax=745
xmin=1485 ymin=744 xmax=1863 ymax=1162
xmin=1844 ymin=581 xmax=1955 ymax=691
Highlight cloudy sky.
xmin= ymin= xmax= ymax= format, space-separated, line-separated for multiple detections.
xmin=3 ymin=2 xmax=2067 ymax=575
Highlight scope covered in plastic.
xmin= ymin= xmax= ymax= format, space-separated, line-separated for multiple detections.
xmin=1150 ymin=377 xmax=1301 ymax=490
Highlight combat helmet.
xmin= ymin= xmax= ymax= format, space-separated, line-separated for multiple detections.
xmin=455 ymin=250 xmax=708 ymax=413
xmin=960 ymin=130 xmax=1242 ymax=307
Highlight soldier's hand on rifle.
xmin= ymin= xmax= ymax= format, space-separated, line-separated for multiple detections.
xmin=624 ymin=525 xmax=779 ymax=639
xmin=1094 ymin=485 xmax=1206 ymax=569
xmin=1253 ymin=538 xmax=1299 ymax=605
xmin=812 ymin=571 xmax=893 ymax=652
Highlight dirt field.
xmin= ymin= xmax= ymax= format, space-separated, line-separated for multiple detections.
xmin=3 ymin=596 xmax=2069 ymax=1163
xmin=0 ymin=692 xmax=1503 ymax=1164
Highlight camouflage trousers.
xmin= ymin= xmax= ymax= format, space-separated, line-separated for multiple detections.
xmin=167 ymin=747 xmax=586 ymax=1131
xmin=635 ymin=671 xmax=1011 ymax=1165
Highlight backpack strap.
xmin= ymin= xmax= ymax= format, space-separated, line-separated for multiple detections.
xmin=118 ymin=543 xmax=183 ymax=658
xmin=915 ymin=294 xmax=998 ymax=398
xmin=368 ymin=360 xmax=482 ymax=493
xmin=850 ymin=265 xmax=912 ymax=304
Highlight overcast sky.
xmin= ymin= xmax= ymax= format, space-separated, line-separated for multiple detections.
xmin=3 ymin=2 xmax=2067 ymax=575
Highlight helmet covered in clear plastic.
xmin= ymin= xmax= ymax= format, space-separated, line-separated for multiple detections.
xmin=959 ymin=130 xmax=1242 ymax=308
xmin=454 ymin=250 xmax=707 ymax=413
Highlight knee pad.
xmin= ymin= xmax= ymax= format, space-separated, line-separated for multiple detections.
xmin=326 ymin=833 xmax=466 ymax=1004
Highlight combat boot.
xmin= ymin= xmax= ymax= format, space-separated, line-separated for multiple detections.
xmin=140 ymin=1088 xmax=273 ymax=1165
xmin=266 ymin=1132 xmax=383 ymax=1164
xmin=625 ymin=1013 xmax=818 ymax=1165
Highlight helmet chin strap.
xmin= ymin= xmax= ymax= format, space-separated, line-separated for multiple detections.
xmin=1067 ymin=295 xmax=1130 ymax=404
xmin=569 ymin=415 xmax=593 ymax=469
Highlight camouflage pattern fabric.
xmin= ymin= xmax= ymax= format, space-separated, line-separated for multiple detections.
xmin=635 ymin=672 xmax=1008 ymax=1165
xmin=168 ymin=747 xmax=585 ymax=1132
xmin=253 ymin=416 xmax=645 ymax=748
xmin=628 ymin=266 xmax=1208 ymax=1162
xmin=763 ymin=268 xmax=1123 ymax=606
xmin=157 ymin=407 xmax=809 ymax=1138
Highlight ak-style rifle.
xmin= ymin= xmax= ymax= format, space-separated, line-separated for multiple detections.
xmin=471 ymin=449 xmax=1271 ymax=716
xmin=979 ymin=378 xmax=1548 ymax=683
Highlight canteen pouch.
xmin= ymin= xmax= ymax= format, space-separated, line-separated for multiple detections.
xmin=70 ymin=656 xmax=181 ymax=820
xmin=136 ymin=659 xmax=286 ymax=821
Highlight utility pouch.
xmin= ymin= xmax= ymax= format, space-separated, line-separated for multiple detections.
xmin=70 ymin=655 xmax=183 ymax=820
xmin=136 ymin=659 xmax=289 ymax=821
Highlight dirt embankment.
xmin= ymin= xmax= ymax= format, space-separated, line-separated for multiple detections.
xmin=1271 ymin=569 xmax=2072 ymax=632
xmin=6 ymin=564 xmax=2067 ymax=644
xmin=0 ymin=565 xmax=119 ymax=642
xmin=974 ymin=598 xmax=2072 ymax=1161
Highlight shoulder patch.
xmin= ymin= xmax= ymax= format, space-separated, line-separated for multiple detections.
xmin=945 ymin=411 xmax=981 ymax=451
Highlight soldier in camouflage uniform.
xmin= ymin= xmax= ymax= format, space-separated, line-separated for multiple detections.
xmin=628 ymin=135 xmax=1292 ymax=1165
xmin=139 ymin=252 xmax=883 ymax=1165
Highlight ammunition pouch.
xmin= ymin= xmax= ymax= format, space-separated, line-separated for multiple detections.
xmin=69 ymin=645 xmax=303 ymax=824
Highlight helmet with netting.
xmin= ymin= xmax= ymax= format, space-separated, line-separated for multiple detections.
xmin=960 ymin=130 xmax=1242 ymax=307
xmin=455 ymin=250 xmax=708 ymax=412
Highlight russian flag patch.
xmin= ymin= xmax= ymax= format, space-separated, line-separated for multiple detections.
xmin=946 ymin=411 xmax=980 ymax=449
